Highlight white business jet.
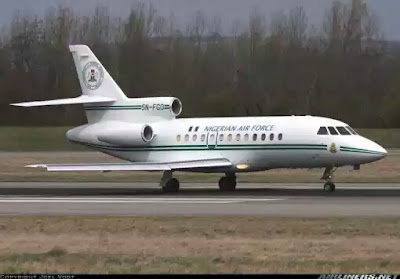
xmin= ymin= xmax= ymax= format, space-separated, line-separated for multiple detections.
xmin=11 ymin=45 xmax=387 ymax=193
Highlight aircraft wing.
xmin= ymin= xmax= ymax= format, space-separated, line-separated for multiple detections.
xmin=26 ymin=158 xmax=232 ymax=172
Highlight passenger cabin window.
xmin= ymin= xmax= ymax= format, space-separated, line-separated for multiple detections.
xmin=219 ymin=134 xmax=224 ymax=141
xmin=201 ymin=134 xmax=206 ymax=142
xmin=270 ymin=133 xmax=274 ymax=141
xmin=253 ymin=134 xmax=257 ymax=141
xmin=236 ymin=134 xmax=240 ymax=141
xmin=192 ymin=134 xmax=197 ymax=141
xmin=227 ymin=134 xmax=233 ymax=141
xmin=184 ymin=134 xmax=189 ymax=141
xmin=336 ymin=126 xmax=351 ymax=135
xmin=278 ymin=133 xmax=283 ymax=140
xmin=176 ymin=135 xmax=181 ymax=142
xmin=328 ymin=126 xmax=339 ymax=135
xmin=261 ymin=133 xmax=266 ymax=141
xmin=346 ymin=126 xmax=358 ymax=135
xmin=317 ymin=127 xmax=328 ymax=135
xmin=244 ymin=134 xmax=249 ymax=141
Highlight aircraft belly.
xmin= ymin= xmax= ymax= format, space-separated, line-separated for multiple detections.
xmin=98 ymin=148 xmax=333 ymax=171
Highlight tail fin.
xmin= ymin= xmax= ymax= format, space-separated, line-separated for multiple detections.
xmin=11 ymin=45 xmax=131 ymax=123
xmin=69 ymin=45 xmax=127 ymax=101
xmin=11 ymin=45 xmax=182 ymax=124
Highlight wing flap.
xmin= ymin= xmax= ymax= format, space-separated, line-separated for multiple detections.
xmin=26 ymin=158 xmax=232 ymax=172
xmin=11 ymin=95 xmax=116 ymax=107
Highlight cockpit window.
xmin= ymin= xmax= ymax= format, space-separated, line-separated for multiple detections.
xmin=346 ymin=126 xmax=358 ymax=135
xmin=336 ymin=126 xmax=351 ymax=135
xmin=327 ymin=126 xmax=339 ymax=135
xmin=317 ymin=127 xmax=328 ymax=135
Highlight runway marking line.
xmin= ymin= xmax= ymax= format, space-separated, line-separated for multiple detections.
xmin=0 ymin=197 xmax=285 ymax=204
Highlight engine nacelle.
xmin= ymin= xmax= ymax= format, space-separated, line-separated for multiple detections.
xmin=97 ymin=123 xmax=154 ymax=146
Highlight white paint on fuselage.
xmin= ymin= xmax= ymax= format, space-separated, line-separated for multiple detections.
xmin=67 ymin=115 xmax=387 ymax=173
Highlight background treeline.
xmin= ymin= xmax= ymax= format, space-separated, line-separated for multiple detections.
xmin=1 ymin=0 xmax=400 ymax=127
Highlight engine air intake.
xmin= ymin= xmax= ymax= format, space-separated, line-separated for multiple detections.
xmin=141 ymin=125 xmax=154 ymax=142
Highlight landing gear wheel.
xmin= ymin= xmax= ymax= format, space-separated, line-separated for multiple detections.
xmin=323 ymin=182 xmax=335 ymax=192
xmin=162 ymin=178 xmax=180 ymax=193
xmin=218 ymin=177 xmax=236 ymax=192
xmin=321 ymin=166 xmax=337 ymax=193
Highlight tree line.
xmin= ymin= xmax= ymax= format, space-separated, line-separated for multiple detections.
xmin=0 ymin=0 xmax=399 ymax=127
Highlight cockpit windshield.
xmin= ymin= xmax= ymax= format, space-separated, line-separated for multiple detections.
xmin=317 ymin=125 xmax=358 ymax=136
xmin=327 ymin=126 xmax=339 ymax=135
xmin=345 ymin=126 xmax=358 ymax=135
xmin=336 ymin=126 xmax=351 ymax=135
xmin=317 ymin=127 xmax=328 ymax=135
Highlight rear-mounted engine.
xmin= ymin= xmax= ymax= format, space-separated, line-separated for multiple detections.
xmin=97 ymin=123 xmax=154 ymax=146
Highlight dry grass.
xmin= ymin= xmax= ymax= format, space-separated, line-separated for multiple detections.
xmin=0 ymin=217 xmax=399 ymax=273
xmin=0 ymin=152 xmax=399 ymax=182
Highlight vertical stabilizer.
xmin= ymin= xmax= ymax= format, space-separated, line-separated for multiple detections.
xmin=12 ymin=45 xmax=181 ymax=125
xmin=69 ymin=45 xmax=128 ymax=101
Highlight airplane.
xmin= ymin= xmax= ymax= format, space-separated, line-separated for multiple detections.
xmin=11 ymin=45 xmax=388 ymax=193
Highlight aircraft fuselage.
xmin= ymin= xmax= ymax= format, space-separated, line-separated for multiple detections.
xmin=67 ymin=115 xmax=387 ymax=173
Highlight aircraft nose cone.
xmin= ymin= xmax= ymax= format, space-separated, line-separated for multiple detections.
xmin=370 ymin=141 xmax=387 ymax=160
xmin=378 ymin=146 xmax=388 ymax=158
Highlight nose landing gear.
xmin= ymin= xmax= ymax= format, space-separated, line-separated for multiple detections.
xmin=321 ymin=166 xmax=337 ymax=192
xmin=323 ymin=181 xmax=335 ymax=192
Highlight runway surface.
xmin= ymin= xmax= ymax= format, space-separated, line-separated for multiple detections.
xmin=0 ymin=182 xmax=399 ymax=217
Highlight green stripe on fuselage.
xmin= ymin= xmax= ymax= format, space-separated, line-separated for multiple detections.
xmin=72 ymin=141 xmax=328 ymax=152
xmin=340 ymin=147 xmax=385 ymax=155
xmin=84 ymin=105 xmax=171 ymax=111
xmin=85 ymin=106 xmax=142 ymax=111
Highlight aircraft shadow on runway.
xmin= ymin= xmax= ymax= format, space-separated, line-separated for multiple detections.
xmin=0 ymin=187 xmax=399 ymax=197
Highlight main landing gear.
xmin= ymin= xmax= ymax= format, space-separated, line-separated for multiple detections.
xmin=321 ymin=166 xmax=338 ymax=192
xmin=160 ymin=171 xmax=180 ymax=193
xmin=160 ymin=171 xmax=237 ymax=193
xmin=218 ymin=173 xmax=237 ymax=192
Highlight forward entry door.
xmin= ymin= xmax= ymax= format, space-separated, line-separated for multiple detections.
xmin=207 ymin=132 xmax=218 ymax=149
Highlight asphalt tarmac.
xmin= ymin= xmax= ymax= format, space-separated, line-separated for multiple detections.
xmin=0 ymin=182 xmax=399 ymax=217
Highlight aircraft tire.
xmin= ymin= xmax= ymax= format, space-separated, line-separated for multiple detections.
xmin=163 ymin=178 xmax=180 ymax=193
xmin=219 ymin=177 xmax=236 ymax=192
xmin=323 ymin=182 xmax=335 ymax=192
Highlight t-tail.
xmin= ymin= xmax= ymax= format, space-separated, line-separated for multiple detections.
xmin=11 ymin=45 xmax=182 ymax=124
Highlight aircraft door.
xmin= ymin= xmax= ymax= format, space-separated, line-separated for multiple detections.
xmin=207 ymin=132 xmax=218 ymax=149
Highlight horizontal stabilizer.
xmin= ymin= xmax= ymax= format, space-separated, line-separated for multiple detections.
xmin=11 ymin=95 xmax=116 ymax=107
xmin=26 ymin=158 xmax=232 ymax=172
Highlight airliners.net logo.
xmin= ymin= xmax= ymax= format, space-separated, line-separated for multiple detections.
xmin=318 ymin=275 xmax=398 ymax=279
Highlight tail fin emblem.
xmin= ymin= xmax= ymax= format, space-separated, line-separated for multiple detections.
xmin=82 ymin=62 xmax=104 ymax=90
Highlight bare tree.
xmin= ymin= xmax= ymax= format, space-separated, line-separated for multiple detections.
xmin=287 ymin=6 xmax=308 ymax=48
xmin=249 ymin=7 xmax=265 ymax=60
xmin=208 ymin=15 xmax=222 ymax=35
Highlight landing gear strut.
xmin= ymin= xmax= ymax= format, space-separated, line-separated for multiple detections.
xmin=321 ymin=166 xmax=337 ymax=192
xmin=218 ymin=173 xmax=236 ymax=192
xmin=160 ymin=170 xmax=180 ymax=193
